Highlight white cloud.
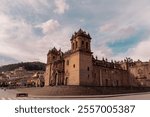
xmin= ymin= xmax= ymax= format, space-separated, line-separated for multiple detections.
xmin=98 ymin=25 xmax=136 ymax=47
xmin=0 ymin=0 xmax=50 ymax=14
xmin=110 ymin=36 xmax=150 ymax=61
xmin=93 ymin=45 xmax=113 ymax=60
xmin=79 ymin=19 xmax=85 ymax=23
xmin=54 ymin=0 xmax=69 ymax=14
xmin=98 ymin=1 xmax=150 ymax=34
xmin=94 ymin=0 xmax=150 ymax=60
xmin=0 ymin=13 xmax=38 ymax=61
xmin=36 ymin=19 xmax=60 ymax=34
xmin=99 ymin=23 xmax=117 ymax=33
xmin=2 ymin=0 xmax=150 ymax=65
xmin=36 ymin=23 xmax=73 ymax=52
xmin=0 ymin=12 xmax=74 ymax=65
xmin=21 ymin=0 xmax=49 ymax=8
xmin=126 ymin=38 xmax=150 ymax=61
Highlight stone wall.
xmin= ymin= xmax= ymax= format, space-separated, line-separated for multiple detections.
xmin=64 ymin=52 xmax=80 ymax=85
xmin=129 ymin=61 xmax=150 ymax=87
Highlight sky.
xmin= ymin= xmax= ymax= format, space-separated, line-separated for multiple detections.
xmin=0 ymin=0 xmax=150 ymax=65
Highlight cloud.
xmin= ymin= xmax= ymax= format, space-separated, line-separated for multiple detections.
xmin=98 ymin=23 xmax=137 ymax=45
xmin=0 ymin=54 xmax=18 ymax=66
xmin=0 ymin=14 xmax=73 ymax=64
xmin=126 ymin=38 xmax=150 ymax=61
xmin=0 ymin=0 xmax=50 ymax=12
xmin=37 ymin=23 xmax=74 ymax=51
xmin=93 ymin=0 xmax=150 ymax=60
xmin=21 ymin=0 xmax=49 ymax=8
xmin=0 ymin=0 xmax=70 ymax=65
xmin=0 ymin=13 xmax=38 ymax=61
xmin=36 ymin=19 xmax=60 ymax=34
xmin=1 ymin=0 xmax=150 ymax=65
xmin=99 ymin=23 xmax=117 ymax=33
xmin=109 ymin=34 xmax=150 ymax=61
xmin=54 ymin=0 xmax=69 ymax=14
xmin=0 ymin=1 xmax=73 ymax=66
xmin=92 ymin=45 xmax=113 ymax=60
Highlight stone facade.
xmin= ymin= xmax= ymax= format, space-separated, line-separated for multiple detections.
xmin=129 ymin=60 xmax=150 ymax=87
xmin=45 ymin=29 xmax=149 ymax=87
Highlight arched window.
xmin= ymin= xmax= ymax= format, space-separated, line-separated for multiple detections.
xmin=76 ymin=41 xmax=78 ymax=48
xmin=72 ymin=43 xmax=74 ymax=50
xmin=105 ymin=79 xmax=108 ymax=86
xmin=86 ymin=42 xmax=88 ymax=49
xmin=82 ymin=41 xmax=84 ymax=45
xmin=66 ymin=60 xmax=69 ymax=65
xmin=87 ymin=67 xmax=89 ymax=71
xmin=65 ymin=77 xmax=68 ymax=85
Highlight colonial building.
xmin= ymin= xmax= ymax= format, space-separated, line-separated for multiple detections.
xmin=129 ymin=60 xmax=150 ymax=87
xmin=45 ymin=29 xmax=149 ymax=87
xmin=0 ymin=67 xmax=45 ymax=87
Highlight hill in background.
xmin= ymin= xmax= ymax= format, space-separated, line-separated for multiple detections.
xmin=0 ymin=62 xmax=46 ymax=72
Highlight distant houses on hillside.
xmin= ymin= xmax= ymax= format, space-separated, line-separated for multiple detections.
xmin=0 ymin=67 xmax=44 ymax=88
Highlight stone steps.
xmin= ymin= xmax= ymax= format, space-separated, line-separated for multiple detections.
xmin=17 ymin=86 xmax=150 ymax=96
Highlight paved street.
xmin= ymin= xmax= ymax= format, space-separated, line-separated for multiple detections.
xmin=0 ymin=88 xmax=39 ymax=100
xmin=101 ymin=92 xmax=150 ymax=100
xmin=0 ymin=88 xmax=16 ymax=98
xmin=1 ymin=88 xmax=150 ymax=100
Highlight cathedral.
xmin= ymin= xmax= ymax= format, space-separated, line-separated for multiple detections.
xmin=45 ymin=29 xmax=150 ymax=87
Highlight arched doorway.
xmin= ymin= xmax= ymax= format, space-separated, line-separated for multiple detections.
xmin=54 ymin=73 xmax=58 ymax=86
xmin=116 ymin=80 xmax=119 ymax=87
xmin=105 ymin=79 xmax=108 ymax=86
xmin=65 ymin=77 xmax=68 ymax=85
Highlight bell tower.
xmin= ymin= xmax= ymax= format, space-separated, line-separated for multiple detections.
xmin=45 ymin=47 xmax=64 ymax=86
xmin=45 ymin=47 xmax=58 ymax=86
xmin=71 ymin=28 xmax=91 ymax=53
xmin=66 ymin=29 xmax=93 ymax=86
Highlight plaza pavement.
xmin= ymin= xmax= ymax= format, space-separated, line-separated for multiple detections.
xmin=1 ymin=87 xmax=150 ymax=100
xmin=16 ymin=87 xmax=150 ymax=100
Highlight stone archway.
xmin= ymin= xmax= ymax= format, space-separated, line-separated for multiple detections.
xmin=105 ymin=79 xmax=108 ymax=86
xmin=65 ymin=77 xmax=68 ymax=85
xmin=54 ymin=72 xmax=58 ymax=86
